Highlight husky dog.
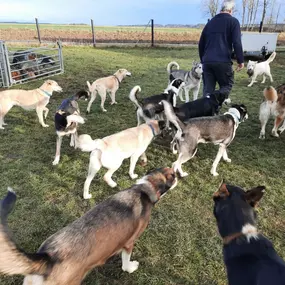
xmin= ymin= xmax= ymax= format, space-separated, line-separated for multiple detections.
xmin=129 ymin=78 xmax=185 ymax=125
xmin=213 ymin=182 xmax=285 ymax=285
xmin=259 ymin=84 xmax=285 ymax=138
xmin=86 ymin=69 xmax=131 ymax=113
xmin=0 ymin=168 xmax=177 ymax=285
xmin=167 ymin=61 xmax=203 ymax=102
xmin=247 ymin=52 xmax=276 ymax=87
xmin=161 ymin=100 xmax=248 ymax=177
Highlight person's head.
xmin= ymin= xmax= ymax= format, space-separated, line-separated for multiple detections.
xmin=220 ymin=0 xmax=235 ymax=15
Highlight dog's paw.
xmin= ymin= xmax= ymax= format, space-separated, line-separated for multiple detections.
xmin=224 ymin=158 xmax=231 ymax=163
xmin=108 ymin=181 xmax=117 ymax=188
xmin=2 ymin=122 xmax=7 ymax=126
xmin=180 ymin=172 xmax=189 ymax=177
xmin=70 ymin=141 xmax=75 ymax=147
xmin=271 ymin=131 xmax=279 ymax=138
xmin=210 ymin=169 xmax=219 ymax=176
xmin=139 ymin=160 xmax=147 ymax=167
xmin=111 ymin=101 xmax=118 ymax=105
xmin=259 ymin=133 xmax=265 ymax=139
xmin=52 ymin=158 xmax=59 ymax=165
xmin=102 ymin=109 xmax=107 ymax=112
xmin=247 ymin=84 xmax=252 ymax=87
xmin=0 ymin=126 xmax=5 ymax=130
xmin=122 ymin=261 xmax=139 ymax=274
xmin=130 ymin=173 xmax=138 ymax=179
xmin=42 ymin=124 xmax=49 ymax=128
xmin=83 ymin=193 xmax=92 ymax=199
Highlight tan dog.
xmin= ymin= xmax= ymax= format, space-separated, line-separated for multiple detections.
xmin=86 ymin=69 xmax=131 ymax=113
xmin=0 ymin=80 xmax=62 ymax=129
xmin=77 ymin=120 xmax=165 ymax=199
xmin=0 ymin=169 xmax=177 ymax=285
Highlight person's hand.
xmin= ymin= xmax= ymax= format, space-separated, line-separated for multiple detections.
xmin=236 ymin=63 xmax=244 ymax=72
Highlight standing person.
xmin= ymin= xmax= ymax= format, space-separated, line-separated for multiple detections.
xmin=199 ymin=0 xmax=244 ymax=99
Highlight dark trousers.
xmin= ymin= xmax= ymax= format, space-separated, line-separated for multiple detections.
xmin=202 ymin=62 xmax=234 ymax=98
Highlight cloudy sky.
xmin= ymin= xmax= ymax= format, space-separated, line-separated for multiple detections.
xmin=0 ymin=0 xmax=284 ymax=26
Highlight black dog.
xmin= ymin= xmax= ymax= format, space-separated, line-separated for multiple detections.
xmin=213 ymin=183 xmax=285 ymax=285
xmin=173 ymin=91 xmax=226 ymax=122
xmin=129 ymin=78 xmax=185 ymax=125
xmin=53 ymin=90 xmax=89 ymax=165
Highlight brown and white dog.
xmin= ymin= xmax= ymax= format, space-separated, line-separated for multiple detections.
xmin=0 ymin=168 xmax=177 ymax=285
xmin=77 ymin=120 xmax=166 ymax=199
xmin=259 ymin=84 xmax=285 ymax=139
xmin=86 ymin=69 xmax=131 ymax=113
xmin=0 ymin=80 xmax=62 ymax=129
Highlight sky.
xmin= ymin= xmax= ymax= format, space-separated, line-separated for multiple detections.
xmin=0 ymin=0 xmax=284 ymax=26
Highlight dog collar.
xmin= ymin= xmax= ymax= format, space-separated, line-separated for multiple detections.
xmin=148 ymin=124 xmax=156 ymax=137
xmin=224 ymin=108 xmax=241 ymax=125
xmin=113 ymin=75 xmax=121 ymax=84
xmin=40 ymin=89 xmax=52 ymax=97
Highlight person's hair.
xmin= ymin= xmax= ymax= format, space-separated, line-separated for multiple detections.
xmin=221 ymin=0 xmax=235 ymax=12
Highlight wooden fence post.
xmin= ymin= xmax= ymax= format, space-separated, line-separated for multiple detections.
xmin=151 ymin=19 xmax=154 ymax=47
xmin=35 ymin=18 xmax=41 ymax=44
xmin=91 ymin=19 xmax=96 ymax=47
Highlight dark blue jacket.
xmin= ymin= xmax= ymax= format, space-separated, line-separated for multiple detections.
xmin=199 ymin=13 xmax=244 ymax=64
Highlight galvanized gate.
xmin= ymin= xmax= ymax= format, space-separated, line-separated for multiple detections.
xmin=0 ymin=41 xmax=64 ymax=88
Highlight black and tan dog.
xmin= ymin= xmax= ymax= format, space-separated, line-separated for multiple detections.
xmin=0 ymin=168 xmax=177 ymax=285
xmin=52 ymin=90 xmax=89 ymax=165
xmin=213 ymin=182 xmax=285 ymax=285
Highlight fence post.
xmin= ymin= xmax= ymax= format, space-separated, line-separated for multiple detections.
xmin=91 ymin=19 xmax=96 ymax=47
xmin=259 ymin=21 xmax=263 ymax=33
xmin=35 ymin=18 xmax=41 ymax=44
xmin=151 ymin=19 xmax=154 ymax=47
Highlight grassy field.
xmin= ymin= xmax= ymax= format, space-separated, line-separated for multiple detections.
xmin=0 ymin=46 xmax=285 ymax=285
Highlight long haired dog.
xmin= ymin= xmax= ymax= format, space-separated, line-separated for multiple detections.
xmin=247 ymin=52 xmax=276 ymax=87
xmin=129 ymin=78 xmax=185 ymax=125
xmin=167 ymin=61 xmax=203 ymax=102
xmin=162 ymin=100 xmax=248 ymax=177
xmin=77 ymin=120 xmax=166 ymax=199
xmin=52 ymin=90 xmax=89 ymax=165
xmin=213 ymin=183 xmax=285 ymax=285
xmin=0 ymin=169 xmax=177 ymax=285
xmin=86 ymin=69 xmax=131 ymax=113
xmin=0 ymin=80 xmax=62 ymax=129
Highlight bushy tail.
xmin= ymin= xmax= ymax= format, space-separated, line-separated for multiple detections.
xmin=129 ymin=86 xmax=142 ymax=109
xmin=263 ymin=86 xmax=278 ymax=102
xmin=161 ymin=100 xmax=185 ymax=140
xmin=0 ymin=189 xmax=53 ymax=276
xmin=76 ymin=134 xmax=107 ymax=152
xmin=266 ymin=52 xmax=276 ymax=64
xmin=167 ymin=61 xmax=180 ymax=74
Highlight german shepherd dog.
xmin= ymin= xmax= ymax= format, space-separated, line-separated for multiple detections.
xmin=213 ymin=182 xmax=285 ymax=285
xmin=161 ymin=100 xmax=248 ymax=177
xmin=0 ymin=168 xmax=177 ymax=285
xmin=52 ymin=90 xmax=89 ymax=165
xmin=259 ymin=84 xmax=285 ymax=139
xmin=129 ymin=78 xmax=185 ymax=125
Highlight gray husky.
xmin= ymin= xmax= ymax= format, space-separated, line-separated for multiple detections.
xmin=167 ymin=61 xmax=203 ymax=102
xmin=162 ymin=100 xmax=248 ymax=177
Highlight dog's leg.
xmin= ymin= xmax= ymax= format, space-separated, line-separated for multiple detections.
xmin=36 ymin=107 xmax=49 ymax=127
xmin=278 ymin=118 xmax=285 ymax=134
xmin=173 ymin=148 xmax=197 ymax=177
xmin=192 ymin=86 xmax=199 ymax=101
xmin=129 ymin=153 xmax=141 ymax=179
xmin=259 ymin=105 xmax=270 ymax=139
xmin=86 ymin=90 xmax=97 ymax=114
xmin=103 ymin=165 xmax=121 ymax=188
xmin=70 ymin=133 xmax=75 ymax=147
xmin=52 ymin=136 xmax=63 ymax=165
xmin=178 ymin=88 xmax=185 ymax=102
xmin=99 ymin=90 xmax=107 ymax=112
xmin=139 ymin=152 xmax=147 ymax=166
xmin=43 ymin=106 xmax=49 ymax=119
xmin=222 ymin=148 xmax=231 ymax=163
xmin=261 ymin=74 xmax=266 ymax=84
xmin=247 ymin=75 xmax=257 ymax=87
xmin=210 ymin=144 xmax=226 ymax=176
xmin=185 ymin=88 xmax=190 ymax=103
xmin=0 ymin=104 xmax=13 ymax=129
xmin=121 ymin=249 xmax=139 ymax=274
xmin=83 ymin=150 xmax=102 ymax=199
xmin=272 ymin=116 xmax=284 ymax=137
xmin=268 ymin=72 xmax=273 ymax=83
xmin=137 ymin=110 xmax=143 ymax=126
xmin=110 ymin=91 xmax=117 ymax=105
xmin=23 ymin=275 xmax=44 ymax=285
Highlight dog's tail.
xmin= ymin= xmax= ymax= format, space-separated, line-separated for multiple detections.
xmin=266 ymin=52 xmax=276 ymax=64
xmin=263 ymin=86 xmax=278 ymax=102
xmin=129 ymin=86 xmax=142 ymax=109
xmin=0 ymin=188 xmax=53 ymax=277
xmin=76 ymin=134 xmax=107 ymax=152
xmin=167 ymin=61 xmax=180 ymax=74
xmin=161 ymin=100 xmax=185 ymax=140
xmin=86 ymin=81 xmax=92 ymax=92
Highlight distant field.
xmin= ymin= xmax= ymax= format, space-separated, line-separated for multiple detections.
xmin=0 ymin=23 xmax=284 ymax=45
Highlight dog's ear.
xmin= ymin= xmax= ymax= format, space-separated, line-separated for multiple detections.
xmin=245 ymin=186 xmax=265 ymax=207
xmin=213 ymin=180 xmax=230 ymax=199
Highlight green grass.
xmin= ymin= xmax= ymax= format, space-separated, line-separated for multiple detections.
xmin=0 ymin=23 xmax=200 ymax=33
xmin=0 ymin=46 xmax=285 ymax=285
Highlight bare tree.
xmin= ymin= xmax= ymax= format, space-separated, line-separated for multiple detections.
xmin=267 ymin=0 xmax=276 ymax=25
xmin=261 ymin=0 xmax=270 ymax=31
xmin=250 ymin=0 xmax=260 ymax=30
xmin=202 ymin=0 xmax=220 ymax=18
xmin=275 ymin=2 xmax=281 ymax=30
xmin=246 ymin=0 xmax=255 ymax=30
xmin=242 ymin=0 xmax=248 ymax=27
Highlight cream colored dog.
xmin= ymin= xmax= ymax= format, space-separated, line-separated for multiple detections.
xmin=0 ymin=80 xmax=62 ymax=129
xmin=77 ymin=120 xmax=164 ymax=199
xmin=86 ymin=69 xmax=131 ymax=113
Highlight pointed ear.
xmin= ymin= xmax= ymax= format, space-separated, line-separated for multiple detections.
xmin=213 ymin=180 xmax=229 ymax=199
xmin=245 ymin=186 xmax=266 ymax=207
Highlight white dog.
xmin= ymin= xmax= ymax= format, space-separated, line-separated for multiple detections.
xmin=86 ymin=69 xmax=131 ymax=113
xmin=247 ymin=52 xmax=276 ymax=87
xmin=0 ymin=80 xmax=62 ymax=129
